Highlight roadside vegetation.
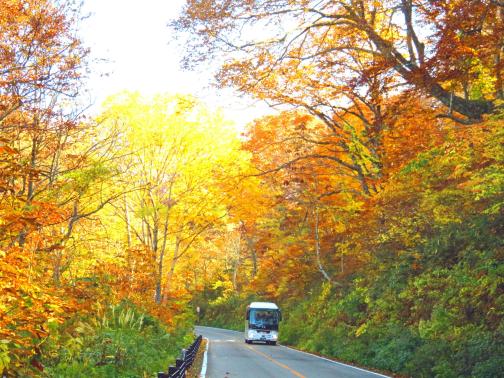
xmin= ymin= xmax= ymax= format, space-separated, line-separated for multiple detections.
xmin=178 ymin=1 xmax=504 ymax=376
xmin=196 ymin=119 xmax=504 ymax=377
xmin=43 ymin=302 xmax=193 ymax=377
xmin=1 ymin=1 xmax=503 ymax=377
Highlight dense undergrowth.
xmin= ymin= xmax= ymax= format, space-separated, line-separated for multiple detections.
xmin=197 ymin=121 xmax=504 ymax=377
xmin=2 ymin=1 xmax=504 ymax=377
xmin=41 ymin=301 xmax=194 ymax=378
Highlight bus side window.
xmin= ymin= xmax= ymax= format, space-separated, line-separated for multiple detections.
xmin=246 ymin=308 xmax=250 ymax=320
xmin=279 ymin=310 xmax=282 ymax=321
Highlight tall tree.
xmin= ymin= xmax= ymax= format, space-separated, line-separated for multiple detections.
xmin=0 ymin=0 xmax=92 ymax=371
xmin=175 ymin=0 xmax=503 ymax=123
xmin=99 ymin=92 xmax=242 ymax=303
xmin=0 ymin=0 xmax=87 ymax=121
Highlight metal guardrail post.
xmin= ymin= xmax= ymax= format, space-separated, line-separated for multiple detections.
xmin=157 ymin=335 xmax=203 ymax=378
xmin=168 ymin=366 xmax=177 ymax=375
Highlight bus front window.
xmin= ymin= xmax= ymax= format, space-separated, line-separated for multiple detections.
xmin=249 ymin=310 xmax=279 ymax=330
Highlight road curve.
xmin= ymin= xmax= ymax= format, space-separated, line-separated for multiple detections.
xmin=196 ymin=326 xmax=390 ymax=378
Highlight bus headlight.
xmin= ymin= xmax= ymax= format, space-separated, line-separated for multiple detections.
xmin=248 ymin=330 xmax=255 ymax=338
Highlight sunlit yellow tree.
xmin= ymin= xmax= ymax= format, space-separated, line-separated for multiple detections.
xmin=98 ymin=92 xmax=245 ymax=304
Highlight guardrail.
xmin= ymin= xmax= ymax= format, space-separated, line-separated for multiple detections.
xmin=157 ymin=335 xmax=203 ymax=378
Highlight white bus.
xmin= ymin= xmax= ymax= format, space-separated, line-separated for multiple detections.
xmin=244 ymin=302 xmax=282 ymax=345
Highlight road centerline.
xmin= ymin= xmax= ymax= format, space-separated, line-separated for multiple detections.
xmin=243 ymin=344 xmax=306 ymax=378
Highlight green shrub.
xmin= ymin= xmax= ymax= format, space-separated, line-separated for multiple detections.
xmin=43 ymin=302 xmax=193 ymax=377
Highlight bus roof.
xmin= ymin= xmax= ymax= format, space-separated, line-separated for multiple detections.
xmin=249 ymin=302 xmax=279 ymax=310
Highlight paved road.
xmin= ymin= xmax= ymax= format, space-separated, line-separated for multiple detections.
xmin=196 ymin=326 xmax=390 ymax=378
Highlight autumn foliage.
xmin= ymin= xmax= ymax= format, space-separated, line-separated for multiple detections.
xmin=176 ymin=0 xmax=504 ymax=377
xmin=1 ymin=0 xmax=503 ymax=377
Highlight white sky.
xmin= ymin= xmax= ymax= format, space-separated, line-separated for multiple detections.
xmin=80 ymin=0 xmax=273 ymax=129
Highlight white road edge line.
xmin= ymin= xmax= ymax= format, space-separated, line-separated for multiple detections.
xmin=195 ymin=326 xmax=389 ymax=377
xmin=197 ymin=325 xmax=241 ymax=333
xmin=199 ymin=337 xmax=209 ymax=378
xmin=279 ymin=345 xmax=391 ymax=378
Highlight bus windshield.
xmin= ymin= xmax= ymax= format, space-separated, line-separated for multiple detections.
xmin=249 ymin=309 xmax=279 ymax=330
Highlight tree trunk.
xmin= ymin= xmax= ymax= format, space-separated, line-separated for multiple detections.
xmin=496 ymin=51 xmax=503 ymax=99
xmin=428 ymin=81 xmax=494 ymax=120
xmin=231 ymin=234 xmax=241 ymax=291
xmin=244 ymin=234 xmax=258 ymax=277
xmin=241 ymin=222 xmax=258 ymax=277
xmin=52 ymin=250 xmax=62 ymax=284
xmin=340 ymin=249 xmax=344 ymax=274
xmin=313 ymin=207 xmax=331 ymax=284
xmin=362 ymin=20 xmax=495 ymax=120
xmin=19 ymin=135 xmax=39 ymax=247
xmin=155 ymin=234 xmax=163 ymax=304
xmin=232 ymin=258 xmax=239 ymax=292
xmin=155 ymin=279 xmax=162 ymax=304
xmin=124 ymin=196 xmax=132 ymax=248
xmin=495 ymin=5 xmax=504 ymax=99
xmin=157 ymin=182 xmax=173 ymax=303
xmin=163 ymin=237 xmax=180 ymax=302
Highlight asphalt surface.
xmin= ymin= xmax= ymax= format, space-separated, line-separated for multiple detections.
xmin=196 ymin=326 xmax=390 ymax=378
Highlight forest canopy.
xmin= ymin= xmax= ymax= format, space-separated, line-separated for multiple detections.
xmin=0 ymin=1 xmax=503 ymax=377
